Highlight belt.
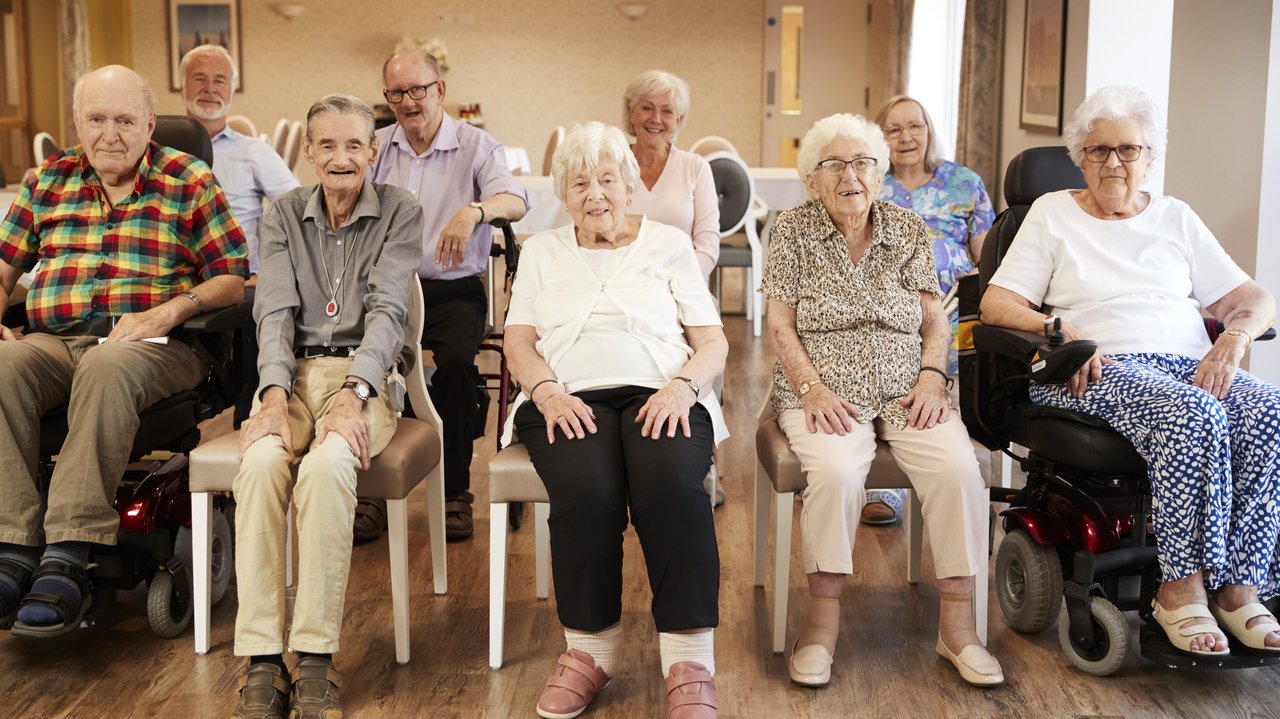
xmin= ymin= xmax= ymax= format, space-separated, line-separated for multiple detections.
xmin=27 ymin=316 xmax=119 ymax=338
xmin=295 ymin=345 xmax=356 ymax=359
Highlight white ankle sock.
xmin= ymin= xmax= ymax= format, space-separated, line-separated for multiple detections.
xmin=659 ymin=630 xmax=715 ymax=677
xmin=564 ymin=624 xmax=623 ymax=676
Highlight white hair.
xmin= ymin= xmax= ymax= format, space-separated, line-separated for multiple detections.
xmin=1064 ymin=85 xmax=1166 ymax=169
xmin=72 ymin=65 xmax=156 ymax=120
xmin=179 ymin=44 xmax=239 ymax=90
xmin=796 ymin=113 xmax=890 ymax=197
xmin=306 ymin=93 xmax=376 ymax=143
xmin=551 ymin=122 xmax=641 ymax=202
xmin=622 ymin=70 xmax=691 ymax=141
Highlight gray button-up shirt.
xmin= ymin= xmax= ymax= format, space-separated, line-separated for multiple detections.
xmin=254 ymin=180 xmax=424 ymax=397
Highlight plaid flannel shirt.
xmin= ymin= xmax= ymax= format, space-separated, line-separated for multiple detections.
xmin=0 ymin=141 xmax=249 ymax=331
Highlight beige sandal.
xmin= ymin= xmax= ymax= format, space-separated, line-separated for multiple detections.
xmin=1151 ymin=599 xmax=1229 ymax=656
xmin=1210 ymin=601 xmax=1280 ymax=653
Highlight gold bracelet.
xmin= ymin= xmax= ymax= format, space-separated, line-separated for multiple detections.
xmin=1222 ymin=328 xmax=1253 ymax=345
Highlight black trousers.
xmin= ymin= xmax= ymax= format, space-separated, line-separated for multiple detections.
xmin=514 ymin=386 xmax=719 ymax=633
xmin=420 ymin=276 xmax=486 ymax=496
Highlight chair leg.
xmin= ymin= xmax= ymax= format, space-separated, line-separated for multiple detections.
xmin=976 ymin=508 xmax=990 ymax=645
xmin=192 ymin=491 xmax=213 ymax=655
xmin=489 ymin=501 xmax=510 ymax=668
xmin=535 ymin=502 xmax=551 ymax=599
xmin=743 ymin=266 xmax=754 ymax=320
xmin=906 ymin=489 xmax=923 ymax=585
xmin=387 ymin=497 xmax=411 ymax=665
xmin=772 ymin=490 xmax=794 ymax=654
xmin=285 ymin=502 xmax=294 ymax=589
xmin=427 ymin=465 xmax=448 ymax=594
xmin=753 ymin=463 xmax=770 ymax=587
xmin=1000 ymin=452 xmax=1012 ymax=489
xmin=752 ymin=288 xmax=763 ymax=338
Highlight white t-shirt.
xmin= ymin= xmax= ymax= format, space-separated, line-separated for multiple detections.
xmin=990 ymin=190 xmax=1249 ymax=357
xmin=501 ymin=216 xmax=727 ymax=445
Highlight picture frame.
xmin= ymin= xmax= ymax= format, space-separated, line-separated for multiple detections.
xmin=1019 ymin=0 xmax=1066 ymax=132
xmin=167 ymin=0 xmax=241 ymax=91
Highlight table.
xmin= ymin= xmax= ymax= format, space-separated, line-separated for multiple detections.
xmin=750 ymin=167 xmax=806 ymax=211
xmin=504 ymin=147 xmax=532 ymax=176
xmin=511 ymin=175 xmax=569 ymax=235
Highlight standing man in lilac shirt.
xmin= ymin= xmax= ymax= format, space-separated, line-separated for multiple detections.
xmin=371 ymin=49 xmax=528 ymax=540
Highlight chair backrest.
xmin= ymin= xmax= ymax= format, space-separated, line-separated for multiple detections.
xmin=689 ymin=135 xmax=739 ymax=157
xmin=706 ymin=150 xmax=756 ymax=236
xmin=542 ymin=126 xmax=564 ymax=176
xmin=226 ymin=114 xmax=257 ymax=138
xmin=32 ymin=131 xmax=58 ymax=166
xmin=271 ymin=118 xmax=290 ymax=156
xmin=282 ymin=121 xmax=304 ymax=172
xmin=152 ymin=115 xmax=215 ymax=166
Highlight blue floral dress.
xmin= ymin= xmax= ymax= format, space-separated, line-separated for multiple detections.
xmin=879 ymin=160 xmax=994 ymax=374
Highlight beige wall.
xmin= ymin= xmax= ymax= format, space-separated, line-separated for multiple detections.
xmin=87 ymin=0 xmax=132 ymax=70
xmin=128 ymin=0 xmax=764 ymax=184
xmin=26 ymin=0 xmax=61 ymax=144
xmin=996 ymin=0 xmax=1089 ymax=208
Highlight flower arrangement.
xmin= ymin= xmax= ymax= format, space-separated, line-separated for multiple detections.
xmin=395 ymin=36 xmax=450 ymax=73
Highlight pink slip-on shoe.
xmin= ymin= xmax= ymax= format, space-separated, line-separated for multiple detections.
xmin=536 ymin=649 xmax=611 ymax=719
xmin=665 ymin=661 xmax=717 ymax=718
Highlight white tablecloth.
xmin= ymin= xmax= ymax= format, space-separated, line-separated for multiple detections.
xmin=751 ymin=167 xmax=806 ymax=212
xmin=504 ymin=147 xmax=532 ymax=176
xmin=512 ymin=175 xmax=569 ymax=235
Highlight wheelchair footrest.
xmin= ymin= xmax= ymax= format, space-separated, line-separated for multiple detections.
xmin=1138 ymin=623 xmax=1280 ymax=669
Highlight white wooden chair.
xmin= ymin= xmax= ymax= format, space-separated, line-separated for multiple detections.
xmin=706 ymin=151 xmax=766 ymax=337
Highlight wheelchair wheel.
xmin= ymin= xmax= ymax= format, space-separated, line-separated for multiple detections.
xmin=995 ymin=528 xmax=1063 ymax=633
xmin=1058 ymin=598 xmax=1128 ymax=676
xmin=147 ymin=526 xmax=194 ymax=638
xmin=210 ymin=509 xmax=234 ymax=605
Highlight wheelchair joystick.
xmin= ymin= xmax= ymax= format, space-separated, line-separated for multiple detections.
xmin=1030 ymin=318 xmax=1098 ymax=385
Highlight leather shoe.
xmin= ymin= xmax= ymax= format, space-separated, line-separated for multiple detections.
xmin=445 ymin=491 xmax=474 ymax=541
xmin=787 ymin=640 xmax=833 ymax=687
xmin=289 ymin=656 xmax=342 ymax=718
xmin=537 ymin=649 xmax=611 ymax=719
xmin=231 ymin=662 xmax=290 ymax=719
xmin=666 ymin=661 xmax=717 ymax=718
xmin=935 ymin=635 xmax=1004 ymax=686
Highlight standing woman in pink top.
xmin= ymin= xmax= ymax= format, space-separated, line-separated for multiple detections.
xmin=623 ymin=70 xmax=721 ymax=280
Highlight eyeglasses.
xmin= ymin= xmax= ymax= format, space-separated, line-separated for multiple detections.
xmin=883 ymin=122 xmax=927 ymax=140
xmin=1082 ymin=144 xmax=1147 ymax=163
xmin=382 ymin=81 xmax=439 ymax=104
xmin=816 ymin=157 xmax=878 ymax=175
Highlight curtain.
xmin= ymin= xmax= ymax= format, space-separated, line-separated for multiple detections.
xmin=58 ymin=0 xmax=91 ymax=142
xmin=955 ymin=0 xmax=1005 ymax=193
xmin=866 ymin=0 xmax=914 ymax=114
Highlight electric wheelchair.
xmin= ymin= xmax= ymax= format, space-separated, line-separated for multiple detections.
xmin=959 ymin=146 xmax=1280 ymax=675
xmin=4 ymin=116 xmax=250 ymax=638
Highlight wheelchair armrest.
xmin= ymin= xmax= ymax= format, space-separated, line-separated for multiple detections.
xmin=972 ymin=324 xmax=1048 ymax=357
xmin=181 ymin=301 xmax=252 ymax=334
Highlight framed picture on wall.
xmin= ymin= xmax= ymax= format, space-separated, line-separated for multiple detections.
xmin=167 ymin=0 xmax=241 ymax=91
xmin=1020 ymin=0 xmax=1066 ymax=132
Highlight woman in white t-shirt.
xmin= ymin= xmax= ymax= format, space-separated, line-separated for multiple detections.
xmin=504 ymin=122 xmax=727 ymax=719
xmin=983 ymin=86 xmax=1280 ymax=659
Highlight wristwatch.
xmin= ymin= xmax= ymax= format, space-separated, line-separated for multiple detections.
xmin=341 ymin=380 xmax=371 ymax=406
xmin=470 ymin=201 xmax=486 ymax=224
xmin=798 ymin=379 xmax=823 ymax=396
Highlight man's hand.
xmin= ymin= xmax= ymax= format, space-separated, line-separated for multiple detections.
xmin=898 ymin=374 xmax=950 ymax=429
xmin=238 ymin=391 xmax=294 ymax=461
xmin=106 ymin=305 xmax=181 ymax=342
xmin=1193 ymin=333 xmax=1248 ymax=399
xmin=435 ymin=206 xmax=481 ymax=270
xmin=316 ymin=391 xmax=372 ymax=469
xmin=0 ymin=325 xmax=17 ymax=341
xmin=801 ymin=385 xmax=861 ymax=435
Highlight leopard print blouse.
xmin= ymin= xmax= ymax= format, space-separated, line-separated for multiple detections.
xmin=759 ymin=199 xmax=942 ymax=429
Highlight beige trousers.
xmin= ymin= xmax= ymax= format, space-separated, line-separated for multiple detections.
xmin=233 ymin=357 xmax=397 ymax=656
xmin=0 ymin=333 xmax=207 ymax=545
xmin=778 ymin=409 xmax=986 ymax=578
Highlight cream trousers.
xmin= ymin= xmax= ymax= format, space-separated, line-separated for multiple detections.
xmin=777 ymin=409 xmax=986 ymax=579
xmin=233 ymin=356 xmax=396 ymax=656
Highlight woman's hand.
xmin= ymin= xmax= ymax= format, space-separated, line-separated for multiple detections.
xmin=1055 ymin=321 xmax=1112 ymax=398
xmin=536 ymin=388 xmax=597 ymax=444
xmin=802 ymin=385 xmax=861 ymax=435
xmin=899 ymin=374 xmax=950 ymax=429
xmin=1193 ymin=333 xmax=1248 ymax=399
xmin=636 ymin=380 xmax=698 ymax=439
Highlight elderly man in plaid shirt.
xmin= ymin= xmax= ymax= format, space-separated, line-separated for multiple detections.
xmin=0 ymin=65 xmax=248 ymax=637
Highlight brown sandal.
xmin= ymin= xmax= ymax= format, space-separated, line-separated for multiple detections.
xmin=231 ymin=663 xmax=290 ymax=719
xmin=665 ymin=661 xmax=717 ymax=718
xmin=536 ymin=649 xmax=611 ymax=719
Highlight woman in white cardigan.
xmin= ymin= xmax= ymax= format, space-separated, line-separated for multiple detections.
xmin=504 ymin=122 xmax=728 ymax=719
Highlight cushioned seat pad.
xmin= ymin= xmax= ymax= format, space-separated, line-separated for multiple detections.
xmin=1007 ymin=407 xmax=1146 ymax=475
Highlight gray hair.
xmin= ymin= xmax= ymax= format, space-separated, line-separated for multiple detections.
xmin=796 ymin=113 xmax=890 ymax=196
xmin=622 ymin=70 xmax=691 ymax=141
xmin=179 ymin=44 xmax=239 ymax=90
xmin=551 ymin=122 xmax=641 ymax=202
xmin=382 ymin=49 xmax=441 ymax=84
xmin=305 ymin=93 xmax=376 ymax=143
xmin=874 ymin=95 xmax=941 ymax=173
xmin=72 ymin=65 xmax=156 ymax=120
xmin=1064 ymin=85 xmax=1167 ymax=169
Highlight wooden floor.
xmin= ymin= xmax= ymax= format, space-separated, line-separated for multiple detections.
xmin=3 ymin=293 xmax=1279 ymax=718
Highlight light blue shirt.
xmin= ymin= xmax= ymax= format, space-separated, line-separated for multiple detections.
xmin=371 ymin=114 xmax=528 ymax=280
xmin=210 ymin=126 xmax=299 ymax=272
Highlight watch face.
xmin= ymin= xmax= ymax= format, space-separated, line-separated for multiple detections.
xmin=800 ymin=382 xmax=810 ymax=395
xmin=356 ymin=383 xmax=371 ymax=400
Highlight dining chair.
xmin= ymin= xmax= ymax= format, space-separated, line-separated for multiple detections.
xmin=32 ymin=131 xmax=58 ymax=166
xmin=706 ymin=151 xmax=766 ymax=337
xmin=541 ymin=126 xmax=565 ymax=176
xmin=188 ymin=279 xmax=448 ymax=665
xmin=226 ymin=114 xmax=257 ymax=139
xmin=281 ymin=121 xmax=305 ymax=172
xmin=688 ymin=135 xmax=740 ymax=157
xmin=270 ymin=118 xmax=290 ymax=156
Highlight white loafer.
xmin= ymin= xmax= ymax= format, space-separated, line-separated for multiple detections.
xmin=936 ymin=635 xmax=1004 ymax=686
xmin=787 ymin=640 xmax=833 ymax=687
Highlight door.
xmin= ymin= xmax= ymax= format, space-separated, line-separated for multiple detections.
xmin=0 ymin=0 xmax=27 ymax=183
xmin=761 ymin=0 xmax=867 ymax=168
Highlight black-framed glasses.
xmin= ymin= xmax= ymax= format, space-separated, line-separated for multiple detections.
xmin=816 ymin=157 xmax=878 ymax=174
xmin=1082 ymin=144 xmax=1147 ymax=163
xmin=883 ymin=122 xmax=927 ymax=140
xmin=382 ymin=81 xmax=439 ymax=104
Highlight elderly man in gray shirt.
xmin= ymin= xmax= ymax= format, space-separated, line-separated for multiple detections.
xmin=229 ymin=94 xmax=422 ymax=719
